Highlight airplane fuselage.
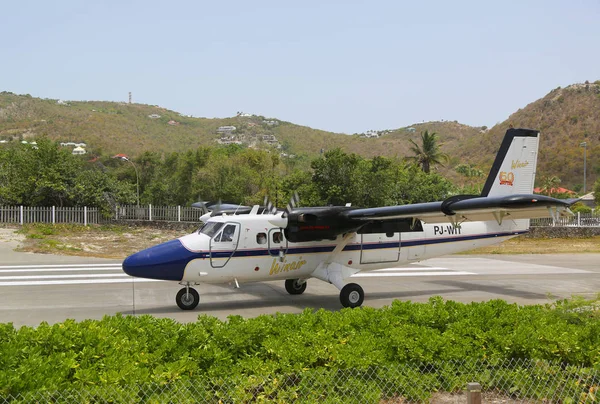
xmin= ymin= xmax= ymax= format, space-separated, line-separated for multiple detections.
xmin=125 ymin=213 xmax=527 ymax=285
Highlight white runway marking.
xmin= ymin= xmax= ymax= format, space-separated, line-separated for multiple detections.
xmin=0 ymin=279 xmax=160 ymax=286
xmin=0 ymin=263 xmax=154 ymax=286
xmin=352 ymin=271 xmax=475 ymax=278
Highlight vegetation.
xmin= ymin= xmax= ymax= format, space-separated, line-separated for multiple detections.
xmin=407 ymin=130 xmax=448 ymax=174
xmin=0 ymin=138 xmax=455 ymax=211
xmin=0 ymin=138 xmax=133 ymax=214
xmin=0 ymin=297 xmax=598 ymax=401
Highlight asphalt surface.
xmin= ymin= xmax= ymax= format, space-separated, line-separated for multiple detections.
xmin=1 ymin=234 xmax=599 ymax=327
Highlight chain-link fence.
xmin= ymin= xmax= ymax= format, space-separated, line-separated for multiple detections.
xmin=2 ymin=358 xmax=599 ymax=403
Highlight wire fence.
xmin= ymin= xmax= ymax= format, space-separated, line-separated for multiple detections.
xmin=2 ymin=359 xmax=599 ymax=403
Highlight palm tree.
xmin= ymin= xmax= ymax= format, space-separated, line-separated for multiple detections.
xmin=407 ymin=130 xmax=448 ymax=173
xmin=539 ymin=175 xmax=561 ymax=196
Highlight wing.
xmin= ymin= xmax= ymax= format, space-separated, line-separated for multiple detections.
xmin=342 ymin=194 xmax=575 ymax=225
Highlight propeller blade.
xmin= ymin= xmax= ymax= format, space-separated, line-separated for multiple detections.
xmin=210 ymin=199 xmax=222 ymax=217
xmin=283 ymin=191 xmax=299 ymax=218
xmin=262 ymin=195 xmax=278 ymax=215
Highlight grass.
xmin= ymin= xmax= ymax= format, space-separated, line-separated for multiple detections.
xmin=461 ymin=235 xmax=600 ymax=254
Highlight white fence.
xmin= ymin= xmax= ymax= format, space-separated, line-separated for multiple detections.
xmin=0 ymin=205 xmax=598 ymax=227
xmin=531 ymin=212 xmax=600 ymax=227
xmin=0 ymin=206 xmax=99 ymax=225
xmin=115 ymin=205 xmax=199 ymax=222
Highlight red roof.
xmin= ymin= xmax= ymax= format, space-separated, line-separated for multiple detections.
xmin=112 ymin=153 xmax=129 ymax=159
xmin=533 ymin=187 xmax=575 ymax=195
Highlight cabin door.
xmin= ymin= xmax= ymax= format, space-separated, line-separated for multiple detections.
xmin=360 ymin=231 xmax=401 ymax=264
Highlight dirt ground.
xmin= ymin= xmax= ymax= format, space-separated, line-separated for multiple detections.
xmin=1 ymin=224 xmax=196 ymax=259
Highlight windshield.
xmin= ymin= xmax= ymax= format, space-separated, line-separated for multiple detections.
xmin=198 ymin=222 xmax=224 ymax=238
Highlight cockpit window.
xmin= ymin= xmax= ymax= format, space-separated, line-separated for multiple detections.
xmin=220 ymin=224 xmax=236 ymax=242
xmin=198 ymin=222 xmax=224 ymax=238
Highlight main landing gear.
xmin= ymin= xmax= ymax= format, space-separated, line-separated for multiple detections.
xmin=285 ymin=278 xmax=307 ymax=295
xmin=176 ymin=284 xmax=200 ymax=310
xmin=340 ymin=283 xmax=364 ymax=308
xmin=285 ymin=278 xmax=365 ymax=308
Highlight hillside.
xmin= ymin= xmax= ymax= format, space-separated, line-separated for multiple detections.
xmin=470 ymin=82 xmax=600 ymax=191
xmin=0 ymin=92 xmax=482 ymax=162
xmin=1 ymin=83 xmax=598 ymax=191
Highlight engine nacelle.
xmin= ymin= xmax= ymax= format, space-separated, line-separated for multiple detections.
xmin=283 ymin=206 xmax=362 ymax=242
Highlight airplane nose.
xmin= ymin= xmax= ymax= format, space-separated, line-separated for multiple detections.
xmin=122 ymin=239 xmax=196 ymax=281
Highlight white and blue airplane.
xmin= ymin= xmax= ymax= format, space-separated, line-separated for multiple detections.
xmin=123 ymin=128 xmax=575 ymax=310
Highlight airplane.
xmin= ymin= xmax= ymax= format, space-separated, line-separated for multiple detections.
xmin=122 ymin=128 xmax=575 ymax=310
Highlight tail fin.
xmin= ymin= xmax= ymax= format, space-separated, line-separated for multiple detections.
xmin=480 ymin=128 xmax=539 ymax=197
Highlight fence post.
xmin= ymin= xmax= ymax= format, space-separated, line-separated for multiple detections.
xmin=115 ymin=205 xmax=119 ymax=220
xmin=52 ymin=206 xmax=56 ymax=224
xmin=20 ymin=206 xmax=23 ymax=225
xmin=577 ymin=212 xmax=581 ymax=227
xmin=178 ymin=206 xmax=181 ymax=222
xmin=149 ymin=204 xmax=152 ymax=221
xmin=466 ymin=382 xmax=481 ymax=404
xmin=84 ymin=206 xmax=88 ymax=226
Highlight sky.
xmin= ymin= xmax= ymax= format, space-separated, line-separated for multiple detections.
xmin=1 ymin=0 xmax=599 ymax=134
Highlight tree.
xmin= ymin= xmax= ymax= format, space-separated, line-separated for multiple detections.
xmin=539 ymin=175 xmax=562 ymax=197
xmin=407 ymin=130 xmax=448 ymax=174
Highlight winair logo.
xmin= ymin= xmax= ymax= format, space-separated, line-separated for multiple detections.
xmin=511 ymin=160 xmax=529 ymax=170
xmin=270 ymin=257 xmax=307 ymax=275
xmin=499 ymin=171 xmax=515 ymax=186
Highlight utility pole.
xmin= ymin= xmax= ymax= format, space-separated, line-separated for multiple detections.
xmin=580 ymin=142 xmax=587 ymax=193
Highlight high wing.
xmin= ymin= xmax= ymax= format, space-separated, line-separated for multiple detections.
xmin=342 ymin=194 xmax=575 ymax=226
xmin=271 ymin=128 xmax=578 ymax=241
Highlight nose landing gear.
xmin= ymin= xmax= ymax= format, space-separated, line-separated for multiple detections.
xmin=176 ymin=283 xmax=200 ymax=310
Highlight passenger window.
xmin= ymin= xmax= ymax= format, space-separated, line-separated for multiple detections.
xmin=257 ymin=233 xmax=267 ymax=244
xmin=272 ymin=231 xmax=283 ymax=244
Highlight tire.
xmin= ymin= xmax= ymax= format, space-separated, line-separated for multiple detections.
xmin=176 ymin=287 xmax=200 ymax=310
xmin=340 ymin=283 xmax=364 ymax=308
xmin=285 ymin=279 xmax=307 ymax=295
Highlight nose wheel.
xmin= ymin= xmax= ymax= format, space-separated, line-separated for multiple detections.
xmin=340 ymin=283 xmax=364 ymax=308
xmin=176 ymin=287 xmax=199 ymax=310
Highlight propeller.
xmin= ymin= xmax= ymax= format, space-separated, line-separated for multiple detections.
xmin=262 ymin=195 xmax=278 ymax=215
xmin=283 ymin=191 xmax=299 ymax=218
xmin=269 ymin=191 xmax=299 ymax=228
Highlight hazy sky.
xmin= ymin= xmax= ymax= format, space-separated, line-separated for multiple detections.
xmin=2 ymin=0 xmax=599 ymax=134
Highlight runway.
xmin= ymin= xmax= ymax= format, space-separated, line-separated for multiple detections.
xmin=1 ymin=249 xmax=598 ymax=327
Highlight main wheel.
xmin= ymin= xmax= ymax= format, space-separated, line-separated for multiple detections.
xmin=340 ymin=283 xmax=364 ymax=308
xmin=176 ymin=287 xmax=200 ymax=310
xmin=285 ymin=279 xmax=307 ymax=295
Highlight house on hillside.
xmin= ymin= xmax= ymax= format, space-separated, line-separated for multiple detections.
xmin=217 ymin=126 xmax=236 ymax=135
xmin=581 ymin=192 xmax=596 ymax=208
xmin=168 ymin=120 xmax=180 ymax=126
xmin=148 ymin=114 xmax=161 ymax=119
xmin=72 ymin=146 xmax=86 ymax=155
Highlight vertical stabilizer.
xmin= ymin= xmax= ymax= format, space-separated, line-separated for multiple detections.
xmin=480 ymin=128 xmax=539 ymax=197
